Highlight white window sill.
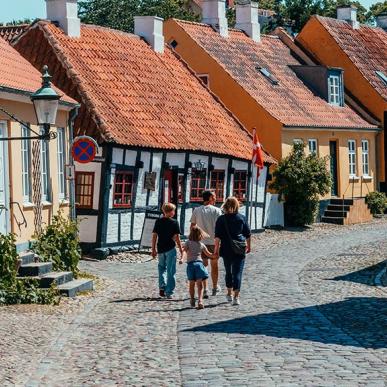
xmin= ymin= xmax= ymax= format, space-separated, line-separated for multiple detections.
xmin=23 ymin=202 xmax=35 ymax=209
xmin=349 ymin=176 xmax=360 ymax=181
xmin=361 ymin=175 xmax=373 ymax=181
xmin=42 ymin=201 xmax=52 ymax=207
xmin=59 ymin=199 xmax=70 ymax=205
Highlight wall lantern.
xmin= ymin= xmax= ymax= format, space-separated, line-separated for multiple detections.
xmin=193 ymin=159 xmax=206 ymax=172
xmin=31 ymin=65 xmax=60 ymax=135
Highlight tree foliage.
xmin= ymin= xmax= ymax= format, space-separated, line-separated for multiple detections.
xmin=271 ymin=142 xmax=331 ymax=226
xmin=78 ymin=0 xmax=198 ymax=33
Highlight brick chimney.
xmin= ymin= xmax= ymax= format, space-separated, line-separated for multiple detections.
xmin=376 ymin=12 xmax=387 ymax=30
xmin=235 ymin=1 xmax=260 ymax=43
xmin=202 ymin=0 xmax=229 ymax=38
xmin=134 ymin=16 xmax=165 ymax=54
xmin=46 ymin=0 xmax=81 ymax=37
xmin=337 ymin=5 xmax=359 ymax=29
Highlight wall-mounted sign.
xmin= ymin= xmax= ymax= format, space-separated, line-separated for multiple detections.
xmin=72 ymin=136 xmax=99 ymax=164
xmin=144 ymin=172 xmax=157 ymax=191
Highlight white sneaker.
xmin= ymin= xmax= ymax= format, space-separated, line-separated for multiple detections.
xmin=226 ymin=294 xmax=233 ymax=303
xmin=232 ymin=297 xmax=240 ymax=306
xmin=212 ymin=285 xmax=222 ymax=296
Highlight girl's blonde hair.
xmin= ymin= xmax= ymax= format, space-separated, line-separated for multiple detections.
xmin=162 ymin=202 xmax=176 ymax=214
xmin=222 ymin=196 xmax=240 ymax=214
xmin=189 ymin=225 xmax=208 ymax=242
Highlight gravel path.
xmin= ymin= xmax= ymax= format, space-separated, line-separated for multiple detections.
xmin=0 ymin=220 xmax=386 ymax=386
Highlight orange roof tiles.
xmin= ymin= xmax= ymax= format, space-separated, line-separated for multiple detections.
xmin=0 ymin=29 xmax=75 ymax=105
xmin=18 ymin=21 xmax=272 ymax=161
xmin=175 ymin=19 xmax=377 ymax=129
xmin=0 ymin=25 xmax=28 ymax=43
xmin=309 ymin=16 xmax=387 ymax=101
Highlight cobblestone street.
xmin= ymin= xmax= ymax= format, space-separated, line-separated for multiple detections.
xmin=1 ymin=220 xmax=387 ymax=386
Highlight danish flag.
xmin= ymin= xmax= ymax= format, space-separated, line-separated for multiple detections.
xmin=252 ymin=128 xmax=264 ymax=177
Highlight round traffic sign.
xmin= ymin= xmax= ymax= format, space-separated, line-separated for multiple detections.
xmin=72 ymin=136 xmax=97 ymax=164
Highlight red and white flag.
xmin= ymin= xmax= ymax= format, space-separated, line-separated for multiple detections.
xmin=252 ymin=127 xmax=264 ymax=178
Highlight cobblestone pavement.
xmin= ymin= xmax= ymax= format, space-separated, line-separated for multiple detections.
xmin=0 ymin=220 xmax=386 ymax=386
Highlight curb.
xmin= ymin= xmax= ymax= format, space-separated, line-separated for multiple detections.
xmin=375 ymin=264 xmax=387 ymax=291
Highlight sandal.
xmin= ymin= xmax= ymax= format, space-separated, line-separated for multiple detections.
xmin=197 ymin=303 xmax=204 ymax=309
xmin=190 ymin=298 xmax=196 ymax=307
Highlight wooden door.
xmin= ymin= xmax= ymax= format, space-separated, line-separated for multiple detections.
xmin=329 ymin=141 xmax=338 ymax=196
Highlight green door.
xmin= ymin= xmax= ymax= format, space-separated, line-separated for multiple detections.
xmin=329 ymin=141 xmax=338 ymax=196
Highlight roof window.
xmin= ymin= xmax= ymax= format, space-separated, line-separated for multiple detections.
xmin=328 ymin=71 xmax=344 ymax=107
xmin=376 ymin=70 xmax=387 ymax=86
xmin=169 ymin=39 xmax=178 ymax=49
xmin=256 ymin=66 xmax=279 ymax=85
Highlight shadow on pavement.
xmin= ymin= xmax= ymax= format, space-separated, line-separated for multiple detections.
xmin=331 ymin=260 xmax=387 ymax=286
xmin=183 ymin=297 xmax=387 ymax=349
xmin=110 ymin=297 xmax=189 ymax=303
xmin=143 ymin=301 xmax=230 ymax=313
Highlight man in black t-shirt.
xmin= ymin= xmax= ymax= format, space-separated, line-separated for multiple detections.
xmin=152 ymin=203 xmax=183 ymax=298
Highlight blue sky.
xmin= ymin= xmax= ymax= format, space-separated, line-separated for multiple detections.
xmin=0 ymin=0 xmax=377 ymax=24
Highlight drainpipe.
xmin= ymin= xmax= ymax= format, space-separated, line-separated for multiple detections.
xmin=68 ymin=106 xmax=79 ymax=221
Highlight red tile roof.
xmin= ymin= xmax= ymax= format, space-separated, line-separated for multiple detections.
xmin=15 ymin=21 xmax=275 ymax=162
xmin=0 ymin=29 xmax=75 ymax=105
xmin=306 ymin=16 xmax=387 ymax=101
xmin=175 ymin=19 xmax=377 ymax=129
xmin=0 ymin=25 xmax=28 ymax=43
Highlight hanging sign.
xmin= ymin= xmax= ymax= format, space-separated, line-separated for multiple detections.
xmin=72 ymin=136 xmax=98 ymax=164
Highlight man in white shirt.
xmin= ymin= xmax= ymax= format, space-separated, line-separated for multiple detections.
xmin=191 ymin=190 xmax=222 ymax=298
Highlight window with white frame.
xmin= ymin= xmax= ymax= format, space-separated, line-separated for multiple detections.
xmin=328 ymin=74 xmax=341 ymax=106
xmin=308 ymin=139 xmax=318 ymax=155
xmin=21 ymin=125 xmax=31 ymax=202
xmin=361 ymin=140 xmax=369 ymax=176
xmin=348 ymin=140 xmax=357 ymax=177
xmin=41 ymin=136 xmax=50 ymax=202
xmin=57 ymin=128 xmax=66 ymax=199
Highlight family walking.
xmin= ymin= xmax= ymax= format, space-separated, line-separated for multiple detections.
xmin=152 ymin=191 xmax=251 ymax=309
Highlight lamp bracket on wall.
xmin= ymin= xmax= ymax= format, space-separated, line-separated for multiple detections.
xmin=0 ymin=106 xmax=56 ymax=141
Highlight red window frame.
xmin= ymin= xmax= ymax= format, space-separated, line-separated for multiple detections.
xmin=75 ymin=172 xmax=94 ymax=209
xmin=178 ymin=174 xmax=184 ymax=204
xmin=190 ymin=170 xmax=206 ymax=202
xmin=210 ymin=170 xmax=225 ymax=202
xmin=113 ymin=171 xmax=134 ymax=208
xmin=233 ymin=170 xmax=248 ymax=202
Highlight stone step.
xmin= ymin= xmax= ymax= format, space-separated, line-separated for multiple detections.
xmin=330 ymin=198 xmax=354 ymax=206
xmin=40 ymin=271 xmax=74 ymax=288
xmin=321 ymin=216 xmax=345 ymax=225
xmin=57 ymin=279 xmax=94 ymax=297
xmin=324 ymin=210 xmax=347 ymax=218
xmin=19 ymin=252 xmax=36 ymax=265
xmin=18 ymin=262 xmax=53 ymax=277
xmin=327 ymin=204 xmax=351 ymax=211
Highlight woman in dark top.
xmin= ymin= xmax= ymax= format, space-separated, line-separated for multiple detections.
xmin=214 ymin=197 xmax=251 ymax=306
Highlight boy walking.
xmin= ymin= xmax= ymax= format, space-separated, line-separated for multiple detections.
xmin=190 ymin=190 xmax=222 ymax=298
xmin=152 ymin=203 xmax=183 ymax=299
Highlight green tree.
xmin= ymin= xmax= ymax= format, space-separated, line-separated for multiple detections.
xmin=271 ymin=142 xmax=331 ymax=226
xmin=78 ymin=0 xmax=198 ymax=33
xmin=367 ymin=1 xmax=387 ymax=23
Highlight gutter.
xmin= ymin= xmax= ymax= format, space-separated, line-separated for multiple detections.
xmin=68 ymin=105 xmax=79 ymax=221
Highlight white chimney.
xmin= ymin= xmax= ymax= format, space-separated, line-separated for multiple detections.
xmin=376 ymin=12 xmax=387 ymax=30
xmin=235 ymin=1 xmax=260 ymax=43
xmin=46 ymin=0 xmax=81 ymax=38
xmin=202 ymin=0 xmax=229 ymax=38
xmin=134 ymin=16 xmax=165 ymax=54
xmin=337 ymin=5 xmax=359 ymax=29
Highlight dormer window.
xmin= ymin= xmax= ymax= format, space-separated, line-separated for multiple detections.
xmin=328 ymin=71 xmax=344 ymax=106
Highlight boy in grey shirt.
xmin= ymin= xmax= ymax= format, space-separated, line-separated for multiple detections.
xmin=190 ymin=190 xmax=222 ymax=298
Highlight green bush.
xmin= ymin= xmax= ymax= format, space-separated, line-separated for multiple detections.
xmin=365 ymin=191 xmax=387 ymax=215
xmin=0 ymin=234 xmax=60 ymax=306
xmin=0 ymin=233 xmax=18 ymax=288
xmin=32 ymin=211 xmax=81 ymax=276
xmin=271 ymin=142 xmax=332 ymax=226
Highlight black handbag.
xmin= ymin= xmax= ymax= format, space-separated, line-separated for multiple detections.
xmin=223 ymin=216 xmax=247 ymax=256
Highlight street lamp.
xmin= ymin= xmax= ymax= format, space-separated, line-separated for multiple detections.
xmin=193 ymin=159 xmax=206 ymax=172
xmin=30 ymin=65 xmax=60 ymax=138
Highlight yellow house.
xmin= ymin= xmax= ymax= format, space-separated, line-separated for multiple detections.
xmin=0 ymin=32 xmax=77 ymax=251
xmin=164 ymin=0 xmax=380 ymax=202
xmin=296 ymin=7 xmax=387 ymax=192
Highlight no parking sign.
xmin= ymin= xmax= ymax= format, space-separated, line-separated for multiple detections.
xmin=72 ymin=136 xmax=98 ymax=164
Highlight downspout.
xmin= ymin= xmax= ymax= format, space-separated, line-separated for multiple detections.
xmin=68 ymin=106 xmax=79 ymax=221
